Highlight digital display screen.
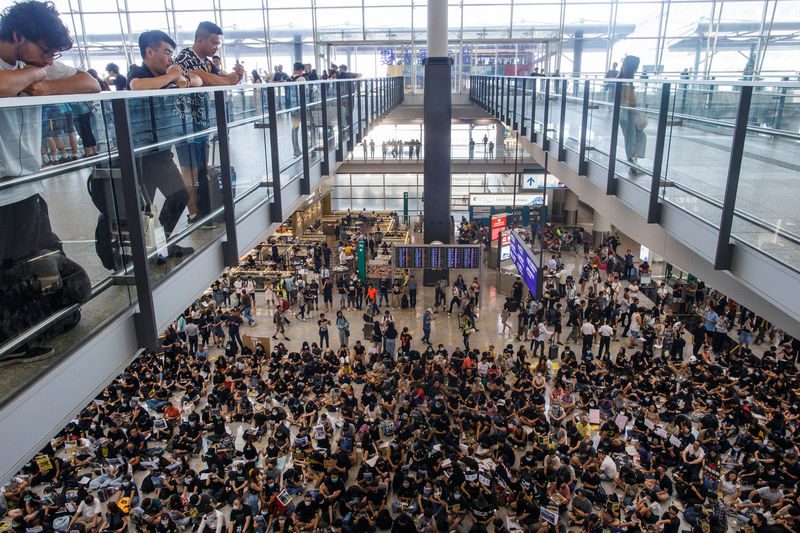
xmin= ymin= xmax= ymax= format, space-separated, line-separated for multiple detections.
xmin=500 ymin=233 xmax=511 ymax=261
xmin=490 ymin=215 xmax=507 ymax=241
xmin=509 ymin=230 xmax=539 ymax=298
xmin=395 ymin=246 xmax=480 ymax=269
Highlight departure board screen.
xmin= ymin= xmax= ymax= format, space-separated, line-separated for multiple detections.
xmin=395 ymin=246 xmax=480 ymax=269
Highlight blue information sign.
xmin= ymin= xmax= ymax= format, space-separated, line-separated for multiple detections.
xmin=509 ymin=230 xmax=539 ymax=298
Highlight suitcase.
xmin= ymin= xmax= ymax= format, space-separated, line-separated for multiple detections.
xmin=506 ymin=298 xmax=519 ymax=312
xmin=548 ymin=344 xmax=559 ymax=361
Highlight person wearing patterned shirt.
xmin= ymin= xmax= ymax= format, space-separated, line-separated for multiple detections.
xmin=173 ymin=21 xmax=244 ymax=224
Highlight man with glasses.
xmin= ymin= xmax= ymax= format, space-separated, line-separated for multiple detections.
xmin=0 ymin=0 xmax=99 ymax=364
xmin=173 ymin=21 xmax=244 ymax=225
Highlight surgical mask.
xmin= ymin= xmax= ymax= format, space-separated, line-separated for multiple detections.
xmin=454 ymin=494 xmax=460 ymax=499
xmin=403 ymin=483 xmax=410 ymax=488
xmin=304 ymin=501 xmax=312 ymax=506
xmin=331 ymin=478 xmax=338 ymax=483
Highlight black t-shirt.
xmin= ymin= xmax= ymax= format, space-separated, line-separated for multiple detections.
xmin=230 ymin=504 xmax=253 ymax=533
xmin=127 ymin=65 xmax=175 ymax=89
xmin=114 ymin=74 xmax=128 ymax=91
xmin=662 ymin=515 xmax=680 ymax=533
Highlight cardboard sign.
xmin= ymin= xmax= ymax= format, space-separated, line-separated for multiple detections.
xmin=589 ymin=409 xmax=601 ymax=424
xmin=615 ymin=414 xmax=628 ymax=432
xmin=540 ymin=507 xmax=559 ymax=525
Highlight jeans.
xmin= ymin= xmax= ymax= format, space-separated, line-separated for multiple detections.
xmin=339 ymin=329 xmax=349 ymax=347
xmin=422 ymin=327 xmax=431 ymax=344
xmin=379 ymin=291 xmax=389 ymax=306
xmin=409 ymin=289 xmax=417 ymax=307
xmin=384 ymin=338 xmax=396 ymax=358
xmin=320 ymin=330 xmax=329 ymax=348
xmin=229 ymin=329 xmax=243 ymax=348
xmin=243 ymin=306 xmax=255 ymax=325
xmin=188 ymin=335 xmax=198 ymax=354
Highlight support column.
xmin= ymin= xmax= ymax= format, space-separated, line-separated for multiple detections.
xmin=495 ymin=122 xmax=505 ymax=157
xmin=423 ymin=0 xmax=452 ymax=245
xmin=564 ymin=189 xmax=578 ymax=226
xmin=593 ymin=209 xmax=611 ymax=245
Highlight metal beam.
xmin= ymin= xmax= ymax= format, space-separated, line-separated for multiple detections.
xmin=715 ymin=85 xmax=752 ymax=270
xmin=266 ymin=86 xmax=283 ymax=220
xmin=519 ymin=78 xmax=527 ymax=136
xmin=557 ymin=80 xmax=567 ymax=161
xmin=320 ymin=84 xmax=330 ymax=175
xmin=299 ymin=86 xmax=311 ymax=195
xmin=647 ymin=83 xmax=671 ymax=224
xmin=578 ymin=79 xmax=590 ymax=175
xmin=110 ymin=99 xmax=157 ymax=350
xmin=213 ymin=91 xmax=239 ymax=266
xmin=606 ymin=82 xmax=622 ymax=195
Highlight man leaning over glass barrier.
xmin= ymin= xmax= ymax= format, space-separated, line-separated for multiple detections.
xmin=0 ymin=0 xmax=99 ymax=364
xmin=173 ymin=21 xmax=244 ymax=226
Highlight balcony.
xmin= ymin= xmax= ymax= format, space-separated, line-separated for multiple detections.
xmin=471 ymin=74 xmax=800 ymax=336
xmin=0 ymin=76 xmax=403 ymax=484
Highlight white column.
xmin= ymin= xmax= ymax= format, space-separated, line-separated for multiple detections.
xmin=593 ymin=209 xmax=611 ymax=245
xmin=496 ymin=123 xmax=505 ymax=155
xmin=564 ymin=188 xmax=578 ymax=226
xmin=428 ymin=0 xmax=448 ymax=58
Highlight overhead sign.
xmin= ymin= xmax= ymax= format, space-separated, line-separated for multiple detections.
xmin=521 ymin=169 xmax=565 ymax=190
xmin=490 ymin=214 xmax=507 ymax=241
xmin=509 ymin=230 xmax=539 ymax=298
xmin=470 ymin=193 xmax=544 ymax=207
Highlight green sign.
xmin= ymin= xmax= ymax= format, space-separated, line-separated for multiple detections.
xmin=403 ymin=191 xmax=408 ymax=223
xmin=357 ymin=240 xmax=366 ymax=282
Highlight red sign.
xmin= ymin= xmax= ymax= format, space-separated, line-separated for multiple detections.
xmin=501 ymin=233 xmax=510 ymax=247
xmin=491 ymin=215 xmax=507 ymax=241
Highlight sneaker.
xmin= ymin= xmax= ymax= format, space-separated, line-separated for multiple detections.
xmin=272 ymin=336 xmax=278 ymax=340
xmin=168 ymin=244 xmax=194 ymax=258
xmin=284 ymin=337 xmax=291 ymax=341
xmin=0 ymin=345 xmax=56 ymax=367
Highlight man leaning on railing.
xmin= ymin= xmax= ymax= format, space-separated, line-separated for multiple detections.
xmin=0 ymin=0 xmax=99 ymax=364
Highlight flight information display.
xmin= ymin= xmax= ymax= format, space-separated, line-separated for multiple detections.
xmin=395 ymin=246 xmax=480 ymax=269
xmin=509 ymin=230 xmax=539 ymax=298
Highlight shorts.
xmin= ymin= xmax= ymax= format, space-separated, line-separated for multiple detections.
xmin=554 ymin=324 xmax=562 ymax=334
xmin=324 ymin=293 xmax=333 ymax=303
xmin=175 ymin=138 xmax=208 ymax=168
xmin=631 ymin=329 xmax=640 ymax=338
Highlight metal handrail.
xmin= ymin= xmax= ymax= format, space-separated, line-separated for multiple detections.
xmin=0 ymin=75 xmax=403 ymax=109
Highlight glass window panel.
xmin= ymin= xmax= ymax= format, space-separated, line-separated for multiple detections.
xmin=128 ymin=12 xmax=172 ymax=35
xmin=462 ymin=5 xmax=511 ymax=39
xmin=316 ymin=8 xmax=363 ymax=38
xmin=218 ymin=0 xmax=264 ymax=8
xmin=127 ymin=0 xmax=174 ymax=11
xmin=511 ymin=3 xmax=562 ymax=39
xmin=172 ymin=0 xmax=216 ymax=10
xmin=267 ymin=9 xmax=314 ymax=41
xmin=220 ymin=9 xmax=266 ymax=33
xmin=364 ymin=6 xmax=412 ymax=31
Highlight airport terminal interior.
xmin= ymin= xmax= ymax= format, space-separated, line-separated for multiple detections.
xmin=2 ymin=1 xmax=800 ymax=533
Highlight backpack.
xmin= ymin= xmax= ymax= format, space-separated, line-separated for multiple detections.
xmin=376 ymin=508 xmax=393 ymax=530
xmin=283 ymin=299 xmax=290 ymax=311
xmin=380 ymin=419 xmax=394 ymax=436
xmin=533 ymin=325 xmax=540 ymax=337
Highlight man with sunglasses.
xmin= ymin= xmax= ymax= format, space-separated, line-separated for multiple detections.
xmin=0 ymin=0 xmax=99 ymax=364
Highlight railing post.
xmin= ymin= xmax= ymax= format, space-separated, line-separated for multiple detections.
xmin=355 ymin=80 xmax=363 ymax=143
xmin=558 ymin=80 xmax=567 ymax=161
xmin=606 ymin=82 xmax=622 ymax=195
xmin=299 ymin=86 xmax=311 ymax=195
xmin=647 ymin=83 xmax=671 ymax=224
xmin=320 ymin=84 xmax=330 ymax=175
xmin=335 ymin=81 xmax=344 ymax=162
xmin=364 ymin=80 xmax=370 ymax=132
xmin=266 ymin=86 xmax=283 ymax=219
xmin=541 ymin=78 xmax=550 ymax=151
xmin=213 ymin=91 xmax=240 ymax=266
xmin=520 ymin=78 xmax=527 ymax=136
xmin=530 ymin=77 xmax=537 ymax=143
xmin=505 ymin=77 xmax=511 ymax=123
xmin=347 ymin=79 xmax=355 ymax=152
xmin=110 ymin=98 xmax=158 ymax=350
xmin=512 ymin=77 xmax=519 ymax=130
xmin=578 ymin=80 xmax=590 ymax=175
xmin=714 ymin=85 xmax=752 ymax=270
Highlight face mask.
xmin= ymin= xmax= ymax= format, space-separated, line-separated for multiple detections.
xmin=161 ymin=520 xmax=169 ymax=526
xmin=454 ymin=494 xmax=460 ymax=499
xmin=305 ymin=501 xmax=312 ymax=506
xmin=123 ymin=482 xmax=130 ymax=487
xmin=403 ymin=483 xmax=410 ymax=488
xmin=331 ymin=478 xmax=338 ymax=483
xmin=233 ymin=505 xmax=240 ymax=511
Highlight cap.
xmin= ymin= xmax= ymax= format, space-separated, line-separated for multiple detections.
xmin=427 ymin=308 xmax=433 ymax=313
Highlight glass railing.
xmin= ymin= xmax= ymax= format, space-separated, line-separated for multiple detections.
xmin=471 ymin=74 xmax=800 ymax=275
xmin=0 ymin=75 xmax=403 ymax=407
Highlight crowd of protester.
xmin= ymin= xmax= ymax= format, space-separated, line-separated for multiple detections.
xmin=4 ymin=220 xmax=800 ymax=533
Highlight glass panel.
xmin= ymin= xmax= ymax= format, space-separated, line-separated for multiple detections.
xmin=125 ymin=90 xmax=227 ymax=286
xmin=230 ymin=87 xmax=272 ymax=221
xmin=0 ymin=99 xmax=133 ymax=404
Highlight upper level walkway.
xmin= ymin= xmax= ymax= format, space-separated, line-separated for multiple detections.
xmin=0 ymin=77 xmax=403 ymax=484
xmin=471 ymin=74 xmax=800 ymax=338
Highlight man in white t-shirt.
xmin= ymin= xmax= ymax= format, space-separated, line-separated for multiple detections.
xmin=0 ymin=1 xmax=99 ymax=362
xmin=580 ymin=319 xmax=596 ymax=357
xmin=598 ymin=320 xmax=614 ymax=358
xmin=68 ymin=494 xmax=102 ymax=533
xmin=597 ymin=449 xmax=626 ymax=490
